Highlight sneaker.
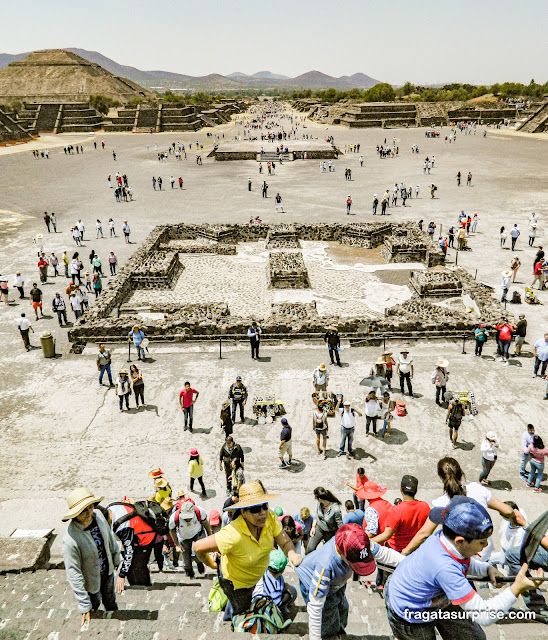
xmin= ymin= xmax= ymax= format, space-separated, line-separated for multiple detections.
xmin=324 ymin=453 xmax=328 ymax=460
xmin=533 ymin=374 xmax=537 ymax=378
xmin=197 ymin=563 xmax=205 ymax=574
xmin=503 ymin=362 xmax=509 ymax=367
xmin=279 ymin=462 xmax=287 ymax=469
xmin=497 ymin=357 xmax=503 ymax=362
xmin=287 ymin=460 xmax=292 ymax=466
xmin=337 ymin=452 xmax=344 ymax=457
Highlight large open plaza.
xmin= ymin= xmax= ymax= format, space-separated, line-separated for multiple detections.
xmin=1 ymin=98 xmax=548 ymax=638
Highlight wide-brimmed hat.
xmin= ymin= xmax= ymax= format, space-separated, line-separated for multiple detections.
xmin=375 ymin=357 xmax=386 ymax=365
xmin=160 ymin=497 xmax=174 ymax=512
xmin=328 ymin=326 xmax=337 ymax=331
xmin=149 ymin=468 xmax=164 ymax=479
xmin=382 ymin=351 xmax=392 ymax=356
xmin=62 ymin=487 xmax=103 ymax=521
xmin=319 ymin=363 xmax=327 ymax=371
xmin=155 ymin=478 xmax=168 ymax=488
xmin=119 ymin=369 xmax=129 ymax=374
xmin=436 ymin=359 xmax=449 ymax=368
xmin=225 ymin=481 xmax=280 ymax=510
xmin=400 ymin=346 xmax=410 ymax=353
xmin=502 ymin=270 xmax=512 ymax=278
xmin=486 ymin=431 xmax=497 ymax=441
xmin=176 ymin=489 xmax=187 ymax=499
xmin=356 ymin=481 xmax=387 ymax=501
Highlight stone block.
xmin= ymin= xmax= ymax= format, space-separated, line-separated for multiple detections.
xmin=0 ymin=537 xmax=50 ymax=573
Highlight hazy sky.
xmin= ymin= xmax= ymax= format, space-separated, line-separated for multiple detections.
xmin=2 ymin=0 xmax=546 ymax=85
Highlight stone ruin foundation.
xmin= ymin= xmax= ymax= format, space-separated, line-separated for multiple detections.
xmin=269 ymin=251 xmax=310 ymax=288
xmin=409 ymin=269 xmax=463 ymax=298
xmin=66 ymin=223 xmax=509 ymax=346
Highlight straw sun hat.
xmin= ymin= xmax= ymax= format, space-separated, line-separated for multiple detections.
xmin=436 ymin=358 xmax=449 ymax=368
xmin=62 ymin=487 xmax=103 ymax=521
xmin=225 ymin=481 xmax=280 ymax=510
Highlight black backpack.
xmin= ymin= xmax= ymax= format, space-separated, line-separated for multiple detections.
xmin=111 ymin=500 xmax=169 ymax=536
xmin=511 ymin=291 xmax=522 ymax=304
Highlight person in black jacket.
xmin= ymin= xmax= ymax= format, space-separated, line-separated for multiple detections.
xmin=229 ymin=376 xmax=247 ymax=422
xmin=219 ymin=436 xmax=245 ymax=493
xmin=324 ymin=327 xmax=341 ymax=366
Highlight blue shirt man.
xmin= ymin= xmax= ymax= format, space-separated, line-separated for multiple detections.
xmin=128 ymin=326 xmax=145 ymax=361
xmin=342 ymin=501 xmax=365 ymax=526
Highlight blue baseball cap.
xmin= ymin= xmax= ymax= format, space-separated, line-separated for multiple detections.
xmin=429 ymin=496 xmax=492 ymax=539
xmin=281 ymin=418 xmax=288 ymax=425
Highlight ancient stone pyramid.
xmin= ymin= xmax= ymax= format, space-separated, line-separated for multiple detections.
xmin=0 ymin=49 xmax=152 ymax=103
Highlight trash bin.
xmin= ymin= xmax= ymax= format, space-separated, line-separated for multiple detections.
xmin=40 ymin=332 xmax=55 ymax=358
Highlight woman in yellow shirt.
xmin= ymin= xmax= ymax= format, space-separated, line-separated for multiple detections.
xmin=193 ymin=481 xmax=301 ymax=619
xmin=189 ymin=448 xmax=206 ymax=496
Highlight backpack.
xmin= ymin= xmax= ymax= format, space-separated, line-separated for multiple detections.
xmin=173 ymin=497 xmax=200 ymax=527
xmin=232 ymin=596 xmax=292 ymax=634
xmin=511 ymin=291 xmax=522 ymax=304
xmin=112 ymin=500 xmax=169 ymax=536
xmin=208 ymin=577 xmax=228 ymax=612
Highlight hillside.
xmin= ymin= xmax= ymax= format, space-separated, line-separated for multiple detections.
xmin=0 ymin=49 xmax=381 ymax=92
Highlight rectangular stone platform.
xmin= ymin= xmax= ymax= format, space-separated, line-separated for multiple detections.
xmin=269 ymin=251 xmax=310 ymax=288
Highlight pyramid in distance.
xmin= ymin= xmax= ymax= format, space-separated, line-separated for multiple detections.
xmin=0 ymin=49 xmax=151 ymax=103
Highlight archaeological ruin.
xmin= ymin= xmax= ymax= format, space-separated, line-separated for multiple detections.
xmin=67 ymin=222 xmax=510 ymax=348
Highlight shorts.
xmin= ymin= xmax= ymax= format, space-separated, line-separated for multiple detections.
xmin=515 ymin=336 xmax=525 ymax=347
xmin=32 ymin=301 xmax=42 ymax=310
xmin=314 ymin=426 xmax=328 ymax=437
xmin=279 ymin=441 xmax=292 ymax=457
xmin=448 ymin=421 xmax=461 ymax=431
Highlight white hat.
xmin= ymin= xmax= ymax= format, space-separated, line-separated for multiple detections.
xmin=486 ymin=431 xmax=497 ymax=441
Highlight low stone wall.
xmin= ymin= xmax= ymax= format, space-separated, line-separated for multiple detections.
xmin=130 ymin=251 xmax=183 ymax=289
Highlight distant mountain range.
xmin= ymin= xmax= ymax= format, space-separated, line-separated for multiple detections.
xmin=0 ymin=49 xmax=381 ymax=92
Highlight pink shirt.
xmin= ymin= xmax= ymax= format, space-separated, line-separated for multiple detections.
xmin=179 ymin=388 xmax=197 ymax=408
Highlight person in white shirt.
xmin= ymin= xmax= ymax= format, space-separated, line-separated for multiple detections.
xmin=519 ymin=423 xmax=535 ymax=479
xmin=510 ymin=224 xmax=520 ymax=251
xmin=14 ymin=313 xmax=33 ymax=350
xmin=396 ymin=348 xmax=414 ymax=396
xmin=70 ymin=291 xmax=83 ymax=319
xmin=312 ymin=364 xmax=329 ymax=391
xmin=13 ymin=271 xmax=25 ymax=299
xmin=479 ymin=431 xmax=501 ymax=485
xmin=77 ymin=219 xmax=85 ymax=240
xmin=364 ymin=391 xmax=381 ymax=436
xmin=122 ymin=221 xmax=131 ymax=244
xmin=336 ymin=399 xmax=362 ymax=458
xmin=169 ymin=501 xmax=211 ymax=578
xmin=489 ymin=500 xmax=528 ymax=569
xmin=500 ymin=270 xmax=512 ymax=303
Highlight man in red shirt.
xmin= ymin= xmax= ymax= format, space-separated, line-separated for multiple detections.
xmin=359 ymin=481 xmax=393 ymax=590
xmin=496 ymin=318 xmax=513 ymax=367
xmin=37 ymin=254 xmax=49 ymax=284
xmin=371 ymin=475 xmax=430 ymax=553
xmin=179 ymin=381 xmax=199 ymax=432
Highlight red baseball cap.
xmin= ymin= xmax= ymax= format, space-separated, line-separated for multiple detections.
xmin=335 ymin=524 xmax=376 ymax=576
xmin=209 ymin=509 xmax=221 ymax=526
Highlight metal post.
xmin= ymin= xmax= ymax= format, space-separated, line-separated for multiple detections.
xmin=474 ymin=269 xmax=477 ymax=280
xmin=383 ymin=335 xmax=386 ymax=350
xmin=219 ymin=336 xmax=222 ymax=359
xmin=455 ymin=250 xmax=458 ymax=266
xmin=462 ymin=333 xmax=466 ymax=354
xmin=127 ymin=341 xmax=132 ymax=363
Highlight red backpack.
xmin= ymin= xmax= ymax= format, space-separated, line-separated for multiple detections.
xmin=173 ymin=496 xmax=202 ymax=526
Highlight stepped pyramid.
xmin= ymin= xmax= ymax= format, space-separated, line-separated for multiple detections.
xmin=0 ymin=49 xmax=152 ymax=103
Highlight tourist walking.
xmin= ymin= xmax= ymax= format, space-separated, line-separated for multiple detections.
xmin=279 ymin=418 xmax=292 ymax=468
xmin=313 ymin=403 xmax=329 ymax=459
xmin=122 ymin=221 xmax=131 ymax=243
xmin=324 ymin=326 xmax=341 ymax=366
xmin=496 ymin=318 xmax=513 ymax=366
xmin=109 ymin=251 xmax=117 ymax=275
xmin=345 ymin=468 xmax=368 ymax=510
xmin=62 ymin=487 xmax=121 ymax=626
xmin=346 ymin=195 xmax=352 ymax=215
xmin=13 ymin=271 xmax=25 ymax=299
xmin=510 ymin=224 xmax=520 ymax=251
xmin=169 ymin=499 xmax=210 ymax=578
xmin=432 ymin=358 xmax=449 ymax=406
xmin=510 ymin=255 xmax=521 ymax=282
xmin=52 ymin=292 xmax=68 ymax=326
xmin=446 ymin=395 xmax=465 ymax=449
xmin=529 ymin=223 xmax=537 ymax=247
xmin=336 ymin=398 xmax=362 ymax=458
xmin=500 ymin=226 xmax=507 ymax=248
xmin=97 ymin=344 xmax=113 ymax=387
xmin=307 ymin=487 xmax=343 ymax=552
xmin=312 ymin=363 xmax=329 ymax=391
xmin=474 ymin=322 xmax=488 ymax=356
xmin=380 ymin=391 xmax=395 ymax=437
xmin=479 ymin=431 xmax=500 ymax=485
xmin=29 ymin=283 xmax=44 ymax=320
xmin=513 ymin=314 xmax=527 ymax=356
xmin=115 ymin=369 xmax=131 ymax=411
xmin=247 ymin=321 xmax=262 ymax=359
xmin=92 ymin=274 xmax=102 ymax=298
xmin=219 ymin=436 xmax=245 ymax=493
xmin=220 ymin=400 xmax=233 ymax=438
xmin=229 ymin=376 xmax=247 ymax=423
xmin=50 ymin=212 xmax=57 ymax=232
xmin=520 ymin=424 xmax=535 ymax=481
xmin=533 ymin=332 xmax=548 ymax=378
xmin=130 ymin=364 xmax=145 ymax=408
xmin=14 ymin=313 xmax=33 ymax=350
xmin=109 ymin=218 xmax=115 ymax=237
xmin=525 ymin=435 xmax=548 ymax=491
xmin=96 ymin=220 xmax=104 ymax=238
xmin=364 ymin=391 xmax=381 ymax=436
xmin=396 ymin=347 xmax=414 ymax=396
xmin=37 ymin=253 xmax=48 ymax=283
xmin=179 ymin=381 xmax=199 ymax=431
xmin=382 ymin=351 xmax=395 ymax=389
xmin=128 ymin=325 xmax=146 ymax=361
xmin=189 ymin=448 xmax=207 ymax=496
xmin=0 ymin=277 xmax=9 ymax=305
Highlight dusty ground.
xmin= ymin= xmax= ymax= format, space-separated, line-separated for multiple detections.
xmin=0 ymin=107 xmax=547 ymax=633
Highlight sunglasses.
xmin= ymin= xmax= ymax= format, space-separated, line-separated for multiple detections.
xmin=247 ymin=503 xmax=269 ymax=514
